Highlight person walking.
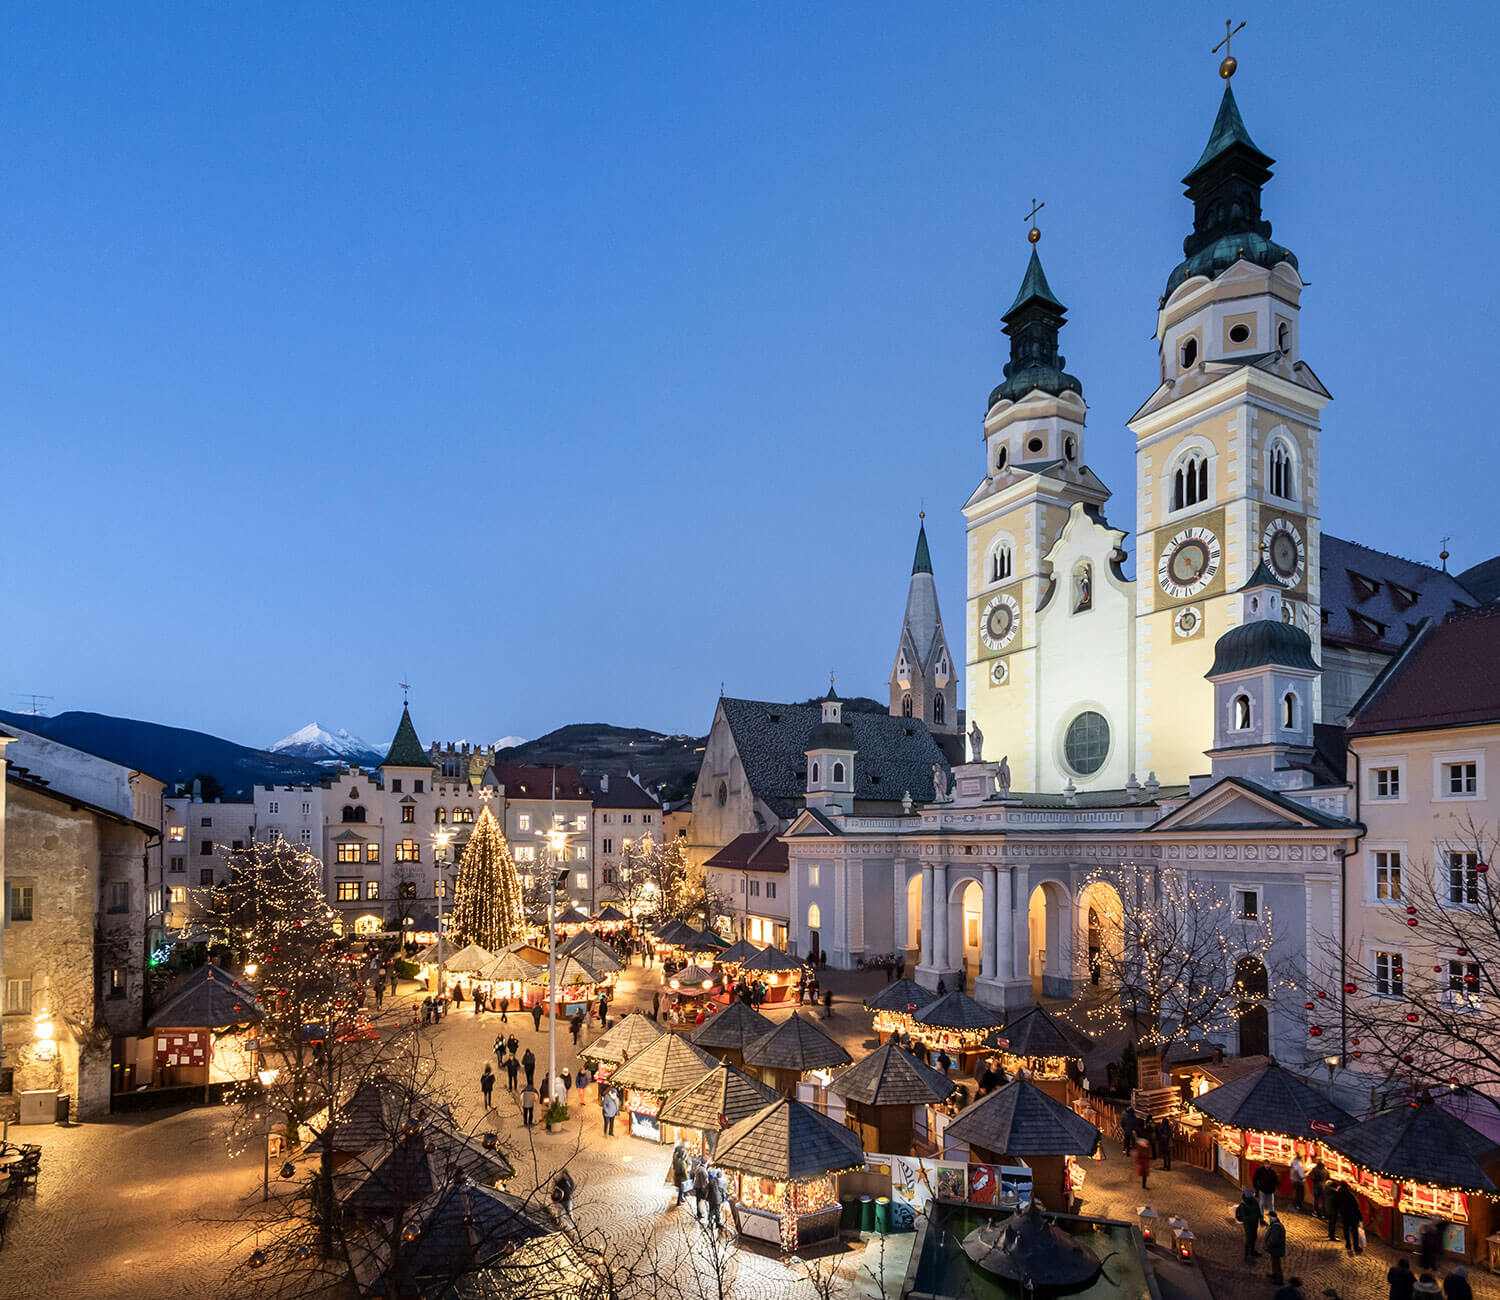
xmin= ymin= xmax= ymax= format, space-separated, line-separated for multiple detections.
xmin=1289 ymin=1153 xmax=1306 ymax=1213
xmin=507 ymin=1033 xmax=519 ymax=1059
xmin=1235 ymin=1188 xmax=1264 ymax=1259
xmin=531 ymin=1001 xmax=544 ymax=1032
xmin=571 ymin=1011 xmax=585 ymax=1046
xmin=823 ymin=988 xmax=834 ymax=1019
xmin=601 ymin=1086 xmax=620 ymax=1137
xmin=706 ymin=1165 xmax=725 ymax=1231
xmin=520 ymin=1083 xmax=538 ymax=1127
xmin=373 ymin=981 xmax=384 ymax=1009
xmin=1336 ymin=1181 xmax=1363 ymax=1253
xmin=560 ymin=1065 xmax=573 ymax=1098
xmin=522 ymin=1048 xmax=536 ymax=1088
xmin=387 ymin=964 xmax=397 ymax=995
xmin=598 ymin=991 xmax=610 ymax=1028
xmin=1388 ymin=1259 xmax=1417 ymax=1300
xmin=670 ymin=1141 xmax=691 ymax=1207
xmin=575 ymin=1065 xmax=590 ymax=1110
xmin=504 ymin=1054 xmax=520 ymax=1091
xmin=1309 ymin=1158 xmax=1328 ymax=1218
xmin=480 ymin=1063 xmax=496 ymax=1109
xmin=1157 ymin=1116 xmax=1174 ymax=1171
xmin=1253 ymin=1161 xmax=1279 ymax=1213
xmin=1419 ymin=1221 xmax=1442 ymax=1271
xmin=1264 ymin=1210 xmax=1287 ymax=1284
xmin=494 ymin=1034 xmax=506 ymax=1067
xmin=692 ymin=1158 xmax=710 ymax=1221
xmin=652 ymin=991 xmax=661 ymax=1022
xmin=1133 ymin=1139 xmax=1151 ymax=1190
xmin=499 ymin=995 xmax=509 ymax=1022
xmin=1443 ymin=1265 xmax=1473 ymax=1300
xmin=552 ymin=1169 xmax=575 ymax=1225
xmin=1121 ymin=1109 xmax=1138 ymax=1156
xmin=1325 ymin=1179 xmax=1343 ymax=1242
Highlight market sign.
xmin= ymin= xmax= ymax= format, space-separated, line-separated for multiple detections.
xmin=1309 ymin=1119 xmax=1336 ymax=1136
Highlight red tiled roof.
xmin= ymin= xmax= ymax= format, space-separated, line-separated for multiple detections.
xmin=491 ymin=764 xmax=591 ymax=800
xmin=1347 ymin=608 xmax=1500 ymax=736
xmin=704 ymin=830 xmax=789 ymax=875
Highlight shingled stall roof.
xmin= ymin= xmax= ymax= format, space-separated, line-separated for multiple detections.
xmin=864 ymin=978 xmax=938 ymax=1015
xmin=607 ymin=1033 xmax=720 ymax=1095
xmin=478 ymin=951 xmax=541 ymax=984
xmin=578 ymin=1012 xmax=663 ymax=1067
xmin=913 ymin=990 xmax=1004 ymax=1033
xmin=337 ymin=1123 xmax=514 ymax=1217
xmin=714 ymin=939 xmax=765 ymax=966
xmin=1347 ymin=607 xmax=1500 ymax=736
xmin=1322 ymin=535 xmax=1475 ymax=655
xmin=306 ymin=1077 xmax=456 ymax=1156
xmin=560 ymin=931 xmax=624 ymax=974
xmin=705 ymin=830 xmax=789 ymax=875
xmin=553 ymin=906 xmax=592 ymax=926
xmin=1323 ymin=1095 xmax=1500 ymax=1194
xmin=830 ymin=1042 xmax=958 ymax=1108
xmin=944 ymin=1078 xmax=1100 ymax=1157
xmin=443 ymin=943 xmax=498 ymax=974
xmin=595 ymin=905 xmax=629 ymax=923
xmin=148 ymin=964 xmax=262 ymax=1029
xmin=713 ymin=1097 xmax=865 ymax=1182
xmin=991 ymin=1005 xmax=1094 ymax=1061
xmin=690 ymin=999 xmax=774 ymax=1052
xmin=743 ymin=1012 xmax=853 ymax=1072
xmin=1190 ymin=1061 xmax=1353 ymax=1139
xmin=526 ymin=954 xmax=604 ymax=987
xmin=740 ymin=946 xmax=804 ymax=974
xmin=719 ymin=697 xmax=950 ymax=818
xmin=658 ymin=1063 xmax=782 ymax=1133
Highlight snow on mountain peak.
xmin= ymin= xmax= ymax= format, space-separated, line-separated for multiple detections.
xmin=269 ymin=723 xmax=382 ymax=763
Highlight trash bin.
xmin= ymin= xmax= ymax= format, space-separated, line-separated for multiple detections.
xmin=839 ymin=1196 xmax=859 ymax=1231
xmin=55 ymin=1094 xmax=71 ymax=1125
xmin=874 ymin=1196 xmax=891 ymax=1234
xmin=17 ymin=1089 xmax=56 ymax=1125
xmin=860 ymin=1194 xmax=875 ymax=1232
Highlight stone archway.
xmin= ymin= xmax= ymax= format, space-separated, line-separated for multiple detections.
xmin=1076 ymin=879 xmax=1124 ymax=992
xmin=1235 ymin=955 xmax=1270 ymax=1057
xmin=1027 ymin=881 xmax=1075 ymax=999
xmin=905 ymin=872 xmax=924 ymax=970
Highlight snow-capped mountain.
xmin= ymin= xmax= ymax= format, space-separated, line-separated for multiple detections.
xmin=495 ymin=736 xmax=526 ymax=750
xmin=269 ymin=723 xmax=385 ymax=767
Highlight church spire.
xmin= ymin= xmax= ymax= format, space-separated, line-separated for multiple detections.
xmin=890 ymin=514 xmax=955 ymax=733
xmin=912 ymin=516 xmax=933 ymax=576
xmin=989 ymin=219 xmax=1083 ymax=409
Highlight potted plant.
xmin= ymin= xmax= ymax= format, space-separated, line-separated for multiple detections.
xmin=544 ymin=1100 xmax=569 ymax=1133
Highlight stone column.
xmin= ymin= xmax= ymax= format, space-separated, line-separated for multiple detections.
xmin=931 ymin=862 xmax=949 ymax=971
xmin=893 ymin=862 xmax=907 ymax=954
xmin=981 ymin=865 xmax=998 ymax=981
xmin=920 ymin=863 xmax=935 ymax=968
xmin=1010 ymin=864 xmax=1029 ymax=984
xmin=995 ymin=867 xmax=1015 ymax=982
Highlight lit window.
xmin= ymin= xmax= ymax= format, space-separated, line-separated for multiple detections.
xmin=336 ymin=881 xmax=360 ymax=902
xmin=808 ymin=866 xmax=820 ymax=887
xmin=575 ymin=846 xmax=588 ymax=861
xmin=108 ymin=968 xmax=126 ymax=999
xmin=435 ymin=806 xmax=447 ymax=824
xmin=807 ymin=904 xmax=821 ymax=929
xmin=1374 ymin=851 xmax=1402 ymax=901
xmin=401 ymin=805 xmax=415 ymax=824
xmin=518 ymin=814 xmax=532 ymax=832
xmin=337 ymin=843 xmax=361 ymax=864
xmin=575 ymin=815 xmax=588 ymax=831
xmin=365 ymin=843 xmax=381 ymax=863
xmin=169 ymin=886 xmax=185 ymax=905
xmin=1374 ymin=951 xmax=1403 ymax=997
xmin=4 ymin=977 xmax=32 ymax=1014
xmin=169 ymin=826 xmax=185 ymax=842
xmin=396 ymin=840 xmax=420 ymax=863
xmin=366 ymin=880 xmax=380 ymax=900
xmin=1447 ymin=958 xmax=1482 ymax=1008
xmin=515 ymin=846 xmax=536 ymax=863
xmin=575 ymin=872 xmax=588 ymax=889
xmin=1372 ymin=768 xmax=1401 ymax=799
xmin=1448 ymin=852 xmax=1480 ymax=906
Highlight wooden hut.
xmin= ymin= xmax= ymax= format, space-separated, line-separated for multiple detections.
xmin=688 ymin=1000 xmax=773 ymax=1068
xmin=942 ymin=1078 xmax=1100 ymax=1212
xmin=989 ymin=1005 xmax=1094 ymax=1100
xmin=577 ymin=1012 xmax=662 ymax=1083
xmin=594 ymin=904 xmax=629 ymax=929
xmin=657 ymin=1062 xmax=781 ymax=1157
xmin=738 ymin=945 xmax=804 ymax=1004
xmin=336 ymin=1123 xmax=513 ymax=1220
xmin=714 ymin=939 xmax=763 ymax=968
xmin=1190 ymin=1061 xmax=1353 ymax=1196
xmin=865 ymin=978 xmax=938 ymax=1042
xmin=147 ymin=965 xmax=263 ymax=1100
xmin=525 ymin=954 xmax=606 ymax=1016
xmin=830 ymin=1041 xmax=957 ymax=1157
xmin=473 ymin=950 xmax=542 ymax=1006
xmin=742 ymin=1012 xmax=852 ymax=1099
xmin=712 ymin=1097 xmax=865 ymax=1252
xmin=606 ymin=1033 xmax=720 ymax=1143
xmin=306 ymin=1078 xmax=457 ymax=1168
xmin=911 ymin=991 xmax=1003 ymax=1074
xmin=1321 ymin=1095 xmax=1500 ymax=1263
xmin=560 ymin=931 xmax=624 ymax=976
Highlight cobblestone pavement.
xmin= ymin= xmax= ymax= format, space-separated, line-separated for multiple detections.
xmin=2 ymin=960 xmax=1493 ymax=1300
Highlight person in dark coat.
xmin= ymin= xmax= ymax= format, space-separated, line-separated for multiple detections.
xmin=522 ymin=1048 xmax=536 ymax=1088
xmin=1235 ymin=1189 xmax=1263 ymax=1259
xmin=1264 ymin=1211 xmax=1286 ymax=1284
xmin=504 ymin=1054 xmax=520 ymax=1090
xmin=532 ymin=1002 xmax=544 ymax=1032
xmin=1157 ymin=1116 xmax=1174 ymax=1170
xmin=1335 ymin=1182 xmax=1363 ymax=1253
xmin=1419 ymin=1221 xmax=1442 ymax=1271
xmin=691 ymin=1159 xmax=710 ymax=1221
xmin=520 ymin=1084 xmax=537 ymax=1126
xmin=822 ymin=988 xmax=834 ymax=1019
xmin=507 ymin=1034 xmax=519 ymax=1059
xmin=706 ymin=1167 xmax=725 ymax=1230
xmin=1443 ymin=1265 xmax=1472 ymax=1300
xmin=1309 ymin=1158 xmax=1328 ymax=1218
xmin=499 ymin=995 xmax=509 ymax=1022
xmin=1253 ymin=1160 xmax=1280 ymax=1212
xmin=480 ymin=1063 xmax=495 ymax=1108
xmin=552 ymin=1169 xmax=575 ymax=1224
xmin=670 ymin=1141 xmax=691 ymax=1206
xmin=652 ymin=991 xmax=661 ymax=1022
xmin=1121 ymin=1109 xmax=1138 ymax=1156
xmin=571 ymin=1011 xmax=585 ymax=1045
xmin=1388 ymin=1259 xmax=1416 ymax=1300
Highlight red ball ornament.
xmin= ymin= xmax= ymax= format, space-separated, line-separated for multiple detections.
xmin=1309 ymin=1026 xmax=1324 ymax=1037
xmin=1406 ymin=1012 xmax=1419 ymax=1022
xmin=1406 ymin=906 xmax=1417 ymax=915
xmin=1305 ymin=1002 xmax=1316 ymax=1011
xmin=1458 ymin=948 xmax=1469 ymax=958
xmin=1343 ymin=983 xmax=1357 ymax=994
xmin=1317 ymin=991 xmax=1328 ymax=1000
xmin=1402 ymin=1055 xmax=1414 ymax=1064
xmin=1478 ymin=862 xmax=1490 ymax=874
xmin=1435 ymin=966 xmax=1444 ymax=973
xmin=1351 ymin=1037 xmax=1361 ymax=1046
xmin=1408 ymin=918 xmax=1419 ymax=927
xmin=1352 ymin=1051 xmax=1363 ymax=1059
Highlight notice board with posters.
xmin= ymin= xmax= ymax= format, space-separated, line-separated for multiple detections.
xmin=156 ymin=1030 xmax=207 ymax=1068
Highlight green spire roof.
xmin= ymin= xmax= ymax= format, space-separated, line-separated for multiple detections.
xmin=911 ymin=521 xmax=933 ymax=576
xmin=989 ymin=244 xmax=1082 ymax=408
xmin=382 ymin=705 xmax=432 ymax=769
xmin=1005 ymin=247 xmax=1066 ymax=317
xmin=1187 ymin=82 xmax=1268 ymax=179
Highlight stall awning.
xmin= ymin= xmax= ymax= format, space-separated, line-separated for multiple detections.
xmin=713 ymin=1097 xmax=865 ymax=1181
xmin=1323 ymin=1096 xmax=1500 ymax=1194
xmin=912 ymin=991 xmax=1003 ymax=1033
xmin=579 ymin=1013 xmax=664 ymax=1067
xmin=990 ymin=1004 xmax=1094 ymax=1060
xmin=1190 ymin=1061 xmax=1353 ymax=1140
xmin=944 ymin=1078 xmax=1100 ymax=1157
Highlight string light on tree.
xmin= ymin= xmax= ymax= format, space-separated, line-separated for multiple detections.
xmin=447 ymin=804 xmax=526 ymax=951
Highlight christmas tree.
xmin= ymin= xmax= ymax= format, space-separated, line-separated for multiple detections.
xmin=447 ymin=803 xmax=526 ymax=950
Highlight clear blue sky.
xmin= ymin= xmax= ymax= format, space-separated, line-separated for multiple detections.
xmin=7 ymin=3 xmax=1497 ymax=750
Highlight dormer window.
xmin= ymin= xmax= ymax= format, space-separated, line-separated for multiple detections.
xmin=1180 ymin=337 xmax=1198 ymax=368
xmin=832 ymin=762 xmax=845 ymax=783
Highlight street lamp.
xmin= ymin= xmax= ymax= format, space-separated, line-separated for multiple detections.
xmin=543 ymin=823 xmax=570 ymax=1111
xmin=432 ymin=829 xmax=456 ymax=997
xmin=258 ymin=1066 xmax=280 ymax=1202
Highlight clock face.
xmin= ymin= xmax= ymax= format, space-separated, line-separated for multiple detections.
xmin=1173 ymin=605 xmax=1202 ymax=639
xmin=990 ymin=659 xmax=1009 ymax=685
xmin=1261 ymin=516 xmax=1306 ymax=587
xmin=980 ymin=593 xmax=1020 ymax=651
xmin=1157 ymin=526 xmax=1222 ymax=600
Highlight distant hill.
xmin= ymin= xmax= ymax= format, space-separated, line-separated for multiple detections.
xmin=497 ymin=723 xmax=706 ymax=803
xmin=0 ymin=710 xmax=326 ymax=801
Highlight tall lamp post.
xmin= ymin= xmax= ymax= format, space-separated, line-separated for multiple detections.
xmin=258 ymin=1066 xmax=280 ymax=1201
xmin=543 ymin=822 xmax=570 ymax=1108
xmin=432 ymin=829 xmax=455 ymax=997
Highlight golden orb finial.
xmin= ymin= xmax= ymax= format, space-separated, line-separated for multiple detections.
xmin=1219 ymin=54 xmax=1237 ymax=80
xmin=1024 ymin=197 xmax=1044 ymax=245
xmin=1214 ymin=19 xmax=1245 ymax=79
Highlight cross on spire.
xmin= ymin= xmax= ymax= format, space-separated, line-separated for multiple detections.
xmin=1213 ymin=18 xmax=1245 ymax=79
xmin=1025 ymin=197 xmax=1044 ymax=244
xmin=398 ymin=678 xmax=411 ymax=704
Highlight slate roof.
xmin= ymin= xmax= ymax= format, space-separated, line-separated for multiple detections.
xmin=864 ymin=979 xmax=938 ymax=1015
xmin=306 ymin=1077 xmax=456 ymax=1156
xmin=944 ymin=1078 xmax=1100 ymax=1157
xmin=718 ymin=697 xmax=950 ymax=819
xmin=658 ymin=1063 xmax=781 ymax=1133
xmin=559 ymin=932 xmax=623 ymax=974
xmin=443 ymin=943 xmax=498 ymax=974
xmin=712 ymin=1097 xmax=865 ymax=1181
xmin=382 ymin=706 xmax=432 ymax=769
xmin=606 ymin=1033 xmax=719 ymax=1095
xmin=1207 ymin=618 xmax=1320 ymax=677
xmin=553 ymin=907 xmax=591 ymax=926
xmin=148 ymin=964 xmax=262 ymax=1029
xmin=588 ymin=774 xmax=660 ymax=810
xmin=578 ymin=1012 xmax=662 ymax=1067
xmin=491 ymin=763 xmax=592 ymax=800
xmin=830 ymin=1042 xmax=958 ymax=1108
xmin=742 ymin=1012 xmax=852 ymax=1072
xmin=704 ymin=831 xmax=789 ymax=875
xmin=913 ymin=991 xmax=1003 ymax=1033
xmin=740 ymin=946 xmax=803 ymax=974
xmin=1189 ymin=1061 xmax=1353 ymax=1138
xmin=1459 ymin=554 xmax=1500 ymax=605
xmin=688 ymin=1000 xmax=774 ymax=1052
xmin=595 ymin=905 xmax=629 ymax=923
xmin=1347 ymin=608 xmax=1500 ymax=736
xmin=713 ymin=939 xmax=765 ymax=966
xmin=1323 ymin=1097 xmax=1500 ymax=1193
xmin=337 ymin=1124 xmax=513 ymax=1217
xmin=1322 ymin=534 xmax=1476 ymax=655
xmin=992 ymin=1005 xmax=1094 ymax=1061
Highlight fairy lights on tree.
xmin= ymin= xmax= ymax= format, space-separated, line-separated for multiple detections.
xmin=447 ymin=804 xmax=526 ymax=951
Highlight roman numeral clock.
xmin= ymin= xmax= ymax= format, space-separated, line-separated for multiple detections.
xmin=1156 ymin=525 xmax=1223 ymax=600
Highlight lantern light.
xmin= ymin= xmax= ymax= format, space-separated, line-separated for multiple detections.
xmin=248 ymin=1250 xmax=267 ymax=1268
xmin=1136 ymin=1204 xmax=1158 ymax=1243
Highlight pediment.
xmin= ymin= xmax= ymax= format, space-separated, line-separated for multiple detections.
xmin=785 ymin=808 xmax=841 ymax=837
xmin=1151 ymin=779 xmax=1329 ymax=833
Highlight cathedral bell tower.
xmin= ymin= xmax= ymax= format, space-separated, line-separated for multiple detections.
xmin=1130 ymin=54 xmax=1331 ymax=787
xmin=889 ymin=516 xmax=957 ymax=738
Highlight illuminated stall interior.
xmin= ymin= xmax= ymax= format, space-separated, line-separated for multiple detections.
xmin=146 ymin=964 xmax=264 ymax=1100
xmin=657 ymin=1062 xmax=781 ymax=1157
xmin=577 ymin=1012 xmax=663 ymax=1085
xmin=737 ymin=945 xmax=804 ymax=1004
xmin=526 ymin=954 xmax=606 ymax=1016
xmin=688 ymin=999 xmax=773 ymax=1068
xmin=910 ymin=991 xmax=1003 ymax=1074
xmin=865 ymin=978 xmax=938 ymax=1043
xmin=830 ymin=1041 xmax=957 ymax=1157
xmin=592 ymin=905 xmax=630 ymax=931
xmin=603 ymin=1032 xmax=719 ymax=1143
xmin=988 ymin=1004 xmax=1094 ymax=1099
xmin=742 ymin=1012 xmax=852 ymax=1101
xmin=712 ymin=1096 xmax=866 ymax=1252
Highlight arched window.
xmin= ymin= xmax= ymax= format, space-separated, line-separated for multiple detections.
xmin=1170 ymin=448 xmax=1212 ymax=512
xmin=988 ymin=536 xmax=1014 ymax=585
xmin=1277 ymin=321 xmax=1291 ymax=353
xmin=807 ymin=904 xmax=821 ymax=930
xmin=1266 ymin=435 xmax=1298 ymax=502
xmin=901 ymin=695 xmax=912 ymax=718
xmin=342 ymin=805 xmax=355 ymax=823
xmin=832 ymin=762 xmax=845 ymax=783
xmin=811 ymin=761 xmax=820 ymax=784
xmin=1282 ymin=692 xmax=1297 ymax=729
xmin=1234 ymin=694 xmax=1252 ymax=730
xmin=933 ymin=693 xmax=945 ymax=725
xmin=1180 ymin=336 xmax=1198 ymax=368
xmin=995 ymin=445 xmax=1008 ymax=472
xmin=1064 ymin=434 xmax=1077 ymax=462
xmin=435 ymin=806 xmax=447 ymax=823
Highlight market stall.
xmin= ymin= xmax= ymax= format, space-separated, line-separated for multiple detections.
xmin=577 ymin=1012 xmax=663 ymax=1085
xmin=146 ymin=965 xmax=263 ymax=1102
xmin=526 ymin=954 xmax=607 ymax=1017
xmin=910 ymin=991 xmax=1003 ymax=1075
xmin=657 ymin=1062 xmax=781 ymax=1157
xmin=604 ymin=1032 xmax=719 ymax=1143
xmin=474 ymin=951 xmax=542 ymax=1007
xmin=429 ymin=942 xmax=498 ymax=995
xmin=737 ymin=945 xmax=805 ymax=1005
xmin=552 ymin=907 xmax=592 ymax=935
xmin=742 ymin=1012 xmax=852 ymax=1103
xmin=987 ymin=1005 xmax=1094 ymax=1101
xmin=941 ymin=1078 xmax=1101 ymax=1214
xmin=593 ymin=905 xmax=630 ymax=931
xmin=1320 ymin=1095 xmax=1500 ymax=1263
xmin=830 ymin=1041 xmax=957 ymax=1157
xmin=713 ymin=939 xmax=763 ymax=970
xmin=660 ymin=964 xmax=722 ymax=1026
xmin=688 ymin=1000 xmax=773 ymax=1068
xmin=306 ymin=1077 xmax=458 ymax=1168
xmin=1190 ymin=1061 xmax=1352 ymax=1195
xmin=712 ymin=1096 xmax=865 ymax=1252
xmin=864 ymin=978 xmax=938 ymax=1043
xmin=561 ymin=931 xmax=624 ymax=977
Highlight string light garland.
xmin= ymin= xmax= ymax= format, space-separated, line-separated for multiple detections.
xmin=447 ymin=805 xmax=526 ymax=951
